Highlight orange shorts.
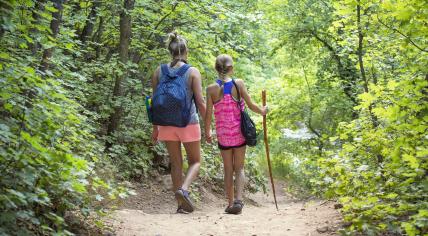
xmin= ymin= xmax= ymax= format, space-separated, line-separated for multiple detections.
xmin=158 ymin=123 xmax=201 ymax=143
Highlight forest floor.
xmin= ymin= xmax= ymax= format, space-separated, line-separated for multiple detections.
xmin=108 ymin=175 xmax=343 ymax=236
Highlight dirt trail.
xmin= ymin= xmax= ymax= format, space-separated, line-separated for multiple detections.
xmin=110 ymin=176 xmax=342 ymax=236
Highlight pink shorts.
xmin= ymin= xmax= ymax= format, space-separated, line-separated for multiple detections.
xmin=158 ymin=124 xmax=201 ymax=142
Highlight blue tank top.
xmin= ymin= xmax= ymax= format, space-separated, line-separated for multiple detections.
xmin=216 ymin=79 xmax=234 ymax=95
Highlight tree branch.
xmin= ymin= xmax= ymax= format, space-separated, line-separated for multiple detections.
xmin=302 ymin=66 xmax=323 ymax=153
xmin=309 ymin=30 xmax=359 ymax=107
xmin=376 ymin=15 xmax=427 ymax=53
xmin=135 ymin=3 xmax=178 ymax=64
xmin=357 ymin=0 xmax=368 ymax=93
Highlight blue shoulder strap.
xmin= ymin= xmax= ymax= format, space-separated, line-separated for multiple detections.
xmin=160 ymin=64 xmax=170 ymax=77
xmin=176 ymin=64 xmax=190 ymax=77
xmin=161 ymin=64 xmax=190 ymax=79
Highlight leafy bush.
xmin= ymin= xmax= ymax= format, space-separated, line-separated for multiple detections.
xmin=317 ymin=78 xmax=428 ymax=235
xmin=0 ymin=52 xmax=110 ymax=234
xmin=0 ymin=2 xmax=126 ymax=233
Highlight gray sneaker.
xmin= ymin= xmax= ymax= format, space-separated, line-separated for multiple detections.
xmin=175 ymin=188 xmax=194 ymax=213
xmin=229 ymin=200 xmax=243 ymax=214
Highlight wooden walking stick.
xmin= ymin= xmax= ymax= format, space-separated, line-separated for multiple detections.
xmin=262 ymin=90 xmax=279 ymax=211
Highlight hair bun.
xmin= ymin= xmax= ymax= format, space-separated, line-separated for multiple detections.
xmin=167 ymin=31 xmax=178 ymax=44
xmin=166 ymin=32 xmax=188 ymax=58
xmin=215 ymin=54 xmax=234 ymax=78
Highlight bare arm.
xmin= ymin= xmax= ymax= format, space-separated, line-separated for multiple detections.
xmin=151 ymin=66 xmax=160 ymax=92
xmin=236 ymin=79 xmax=267 ymax=115
xmin=190 ymin=68 xmax=206 ymax=121
xmin=204 ymin=86 xmax=214 ymax=143
xmin=150 ymin=66 xmax=160 ymax=143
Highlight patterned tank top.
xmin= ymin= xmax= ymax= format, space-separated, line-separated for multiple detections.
xmin=213 ymin=79 xmax=246 ymax=147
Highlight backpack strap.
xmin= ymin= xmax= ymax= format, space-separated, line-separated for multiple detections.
xmin=176 ymin=64 xmax=191 ymax=77
xmin=161 ymin=63 xmax=190 ymax=79
xmin=160 ymin=64 xmax=170 ymax=77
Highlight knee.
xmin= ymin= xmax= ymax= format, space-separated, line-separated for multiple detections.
xmin=189 ymin=159 xmax=201 ymax=169
xmin=170 ymin=158 xmax=182 ymax=167
xmin=223 ymin=166 xmax=233 ymax=176
xmin=233 ymin=165 xmax=244 ymax=174
xmin=234 ymin=168 xmax=245 ymax=179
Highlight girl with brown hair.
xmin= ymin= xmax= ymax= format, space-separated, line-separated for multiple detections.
xmin=151 ymin=32 xmax=206 ymax=213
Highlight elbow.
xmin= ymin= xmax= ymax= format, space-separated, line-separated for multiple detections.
xmin=197 ymin=101 xmax=206 ymax=111
xmin=195 ymin=97 xmax=204 ymax=109
xmin=197 ymin=102 xmax=206 ymax=114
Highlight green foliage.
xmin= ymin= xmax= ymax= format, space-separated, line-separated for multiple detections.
xmin=1 ymin=0 xmax=268 ymax=234
xmin=321 ymin=77 xmax=428 ymax=235
xmin=2 ymin=0 xmax=425 ymax=234
xmin=0 ymin=1 xmax=128 ymax=234
xmin=259 ymin=0 xmax=428 ymax=234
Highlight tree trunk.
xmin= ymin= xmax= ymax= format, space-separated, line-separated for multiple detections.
xmin=106 ymin=0 xmax=134 ymax=144
xmin=357 ymin=0 xmax=368 ymax=93
xmin=357 ymin=1 xmax=381 ymax=166
xmin=0 ymin=1 xmax=14 ymax=38
xmin=29 ymin=1 xmax=46 ymax=54
xmin=80 ymin=0 xmax=101 ymax=44
xmin=40 ymin=0 xmax=64 ymax=72
xmin=302 ymin=67 xmax=324 ymax=154
xmin=92 ymin=16 xmax=105 ymax=59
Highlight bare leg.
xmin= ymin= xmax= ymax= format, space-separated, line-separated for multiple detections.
xmin=165 ymin=141 xmax=183 ymax=193
xmin=233 ymin=146 xmax=246 ymax=201
xmin=182 ymin=141 xmax=201 ymax=191
xmin=221 ymin=149 xmax=234 ymax=207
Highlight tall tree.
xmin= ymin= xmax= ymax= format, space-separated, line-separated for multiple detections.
xmin=29 ymin=1 xmax=46 ymax=54
xmin=106 ymin=0 xmax=135 ymax=144
xmin=40 ymin=0 xmax=64 ymax=72
xmin=79 ymin=0 xmax=101 ymax=44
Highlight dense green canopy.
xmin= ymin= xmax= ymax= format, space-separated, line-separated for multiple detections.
xmin=0 ymin=0 xmax=426 ymax=235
